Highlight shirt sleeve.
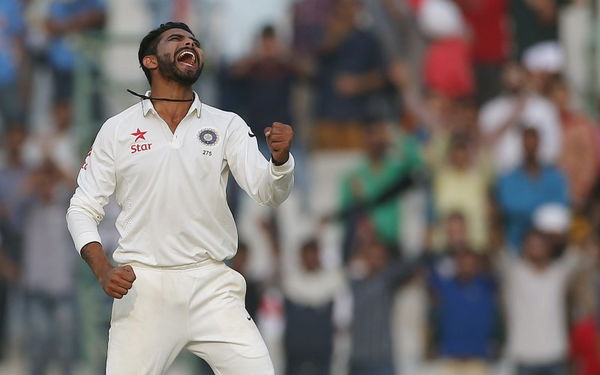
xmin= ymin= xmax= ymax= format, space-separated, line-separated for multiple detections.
xmin=66 ymin=120 xmax=117 ymax=253
xmin=535 ymin=100 xmax=562 ymax=165
xmin=426 ymin=257 xmax=444 ymax=291
xmin=494 ymin=249 xmax=516 ymax=275
xmin=224 ymin=115 xmax=294 ymax=207
xmin=555 ymin=247 xmax=582 ymax=278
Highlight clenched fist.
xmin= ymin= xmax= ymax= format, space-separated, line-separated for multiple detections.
xmin=264 ymin=122 xmax=294 ymax=165
xmin=99 ymin=265 xmax=136 ymax=299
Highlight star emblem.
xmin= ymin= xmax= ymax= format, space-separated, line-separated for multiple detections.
xmin=131 ymin=128 xmax=147 ymax=142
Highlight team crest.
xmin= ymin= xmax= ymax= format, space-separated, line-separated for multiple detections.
xmin=198 ymin=128 xmax=219 ymax=146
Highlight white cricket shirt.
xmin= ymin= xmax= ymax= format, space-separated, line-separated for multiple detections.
xmin=66 ymin=93 xmax=294 ymax=266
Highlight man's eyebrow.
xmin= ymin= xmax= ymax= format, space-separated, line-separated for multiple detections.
xmin=167 ymin=33 xmax=200 ymax=45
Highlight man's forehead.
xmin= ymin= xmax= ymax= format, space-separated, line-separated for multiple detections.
xmin=160 ymin=28 xmax=195 ymax=40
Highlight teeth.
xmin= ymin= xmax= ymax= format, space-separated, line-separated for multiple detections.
xmin=179 ymin=51 xmax=195 ymax=63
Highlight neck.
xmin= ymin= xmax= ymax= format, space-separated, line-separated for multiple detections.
xmin=524 ymin=158 xmax=539 ymax=174
xmin=151 ymin=81 xmax=194 ymax=107
xmin=369 ymin=155 xmax=384 ymax=167
xmin=7 ymin=154 xmax=21 ymax=168
xmin=530 ymin=259 xmax=549 ymax=271
xmin=457 ymin=274 xmax=475 ymax=283
xmin=150 ymin=80 xmax=195 ymax=131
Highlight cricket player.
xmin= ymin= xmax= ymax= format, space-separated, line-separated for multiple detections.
xmin=66 ymin=22 xmax=294 ymax=374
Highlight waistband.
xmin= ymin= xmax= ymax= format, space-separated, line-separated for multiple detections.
xmin=124 ymin=257 xmax=222 ymax=271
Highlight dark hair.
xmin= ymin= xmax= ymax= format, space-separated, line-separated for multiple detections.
xmin=301 ymin=238 xmax=319 ymax=252
xmin=261 ymin=25 xmax=276 ymax=39
xmin=446 ymin=210 xmax=466 ymax=223
xmin=138 ymin=22 xmax=195 ymax=83
xmin=524 ymin=228 xmax=545 ymax=241
xmin=521 ymin=126 xmax=539 ymax=137
xmin=448 ymin=132 xmax=471 ymax=150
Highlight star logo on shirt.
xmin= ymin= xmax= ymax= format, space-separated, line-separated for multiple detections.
xmin=131 ymin=128 xmax=147 ymax=142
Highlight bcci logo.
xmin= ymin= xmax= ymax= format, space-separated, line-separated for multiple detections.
xmin=198 ymin=128 xmax=219 ymax=146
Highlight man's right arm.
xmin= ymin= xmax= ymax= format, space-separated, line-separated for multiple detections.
xmin=66 ymin=120 xmax=135 ymax=297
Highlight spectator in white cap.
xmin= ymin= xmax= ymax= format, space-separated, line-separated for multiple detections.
xmin=523 ymin=42 xmax=564 ymax=74
xmin=523 ymin=41 xmax=564 ymax=96
xmin=496 ymin=223 xmax=582 ymax=375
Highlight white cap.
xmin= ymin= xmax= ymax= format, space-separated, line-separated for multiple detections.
xmin=533 ymin=203 xmax=571 ymax=234
xmin=523 ymin=41 xmax=564 ymax=73
xmin=418 ymin=0 xmax=465 ymax=39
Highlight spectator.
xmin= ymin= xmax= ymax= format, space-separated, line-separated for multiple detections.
xmin=339 ymin=121 xmax=421 ymax=257
xmin=0 ymin=0 xmax=25 ymax=128
xmin=498 ymin=229 xmax=581 ymax=375
xmin=361 ymin=0 xmax=417 ymax=62
xmin=569 ymin=234 xmax=600 ymax=375
xmin=44 ymin=0 xmax=106 ymax=131
xmin=510 ymin=0 xmax=561 ymax=57
xmin=559 ymin=0 xmax=592 ymax=109
xmin=292 ymin=0 xmax=334 ymax=56
xmin=430 ymin=134 xmax=492 ymax=250
xmin=570 ymin=315 xmax=600 ymax=375
xmin=232 ymin=25 xmax=296 ymax=158
xmin=453 ymin=0 xmax=510 ymax=103
xmin=23 ymin=98 xmax=80 ymax=180
xmin=547 ymin=75 xmax=598 ymax=209
xmin=419 ymin=0 xmax=475 ymax=98
xmin=479 ymin=62 xmax=561 ymax=173
xmin=313 ymin=0 xmax=386 ymax=149
xmin=437 ymin=211 xmax=470 ymax=252
xmin=347 ymin=237 xmax=421 ymax=375
xmin=496 ymin=127 xmax=569 ymax=251
xmin=427 ymin=247 xmax=498 ymax=375
xmin=522 ymin=42 xmax=564 ymax=96
xmin=21 ymin=158 xmax=77 ymax=375
xmin=282 ymin=239 xmax=345 ymax=375
xmin=0 ymin=127 xmax=30 ymax=358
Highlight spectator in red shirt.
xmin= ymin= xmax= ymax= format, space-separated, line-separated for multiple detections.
xmin=570 ymin=316 xmax=600 ymax=375
xmin=453 ymin=0 xmax=510 ymax=103
xmin=419 ymin=0 xmax=475 ymax=99
xmin=569 ymin=234 xmax=600 ymax=375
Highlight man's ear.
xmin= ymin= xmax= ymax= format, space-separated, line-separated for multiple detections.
xmin=142 ymin=55 xmax=158 ymax=71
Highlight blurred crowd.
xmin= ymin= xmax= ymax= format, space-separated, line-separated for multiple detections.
xmin=1 ymin=0 xmax=600 ymax=374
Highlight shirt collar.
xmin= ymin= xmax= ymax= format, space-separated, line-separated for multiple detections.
xmin=141 ymin=91 xmax=202 ymax=119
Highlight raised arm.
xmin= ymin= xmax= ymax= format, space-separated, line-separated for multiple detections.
xmin=480 ymin=94 xmax=527 ymax=147
xmin=224 ymin=115 xmax=295 ymax=207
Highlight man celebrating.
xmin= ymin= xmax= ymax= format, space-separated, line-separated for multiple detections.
xmin=66 ymin=22 xmax=294 ymax=374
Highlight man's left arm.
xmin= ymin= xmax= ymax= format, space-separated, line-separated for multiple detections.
xmin=225 ymin=116 xmax=294 ymax=207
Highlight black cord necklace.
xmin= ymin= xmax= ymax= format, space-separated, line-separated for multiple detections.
xmin=127 ymin=89 xmax=194 ymax=102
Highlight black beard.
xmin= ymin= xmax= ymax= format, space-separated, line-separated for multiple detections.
xmin=157 ymin=52 xmax=203 ymax=85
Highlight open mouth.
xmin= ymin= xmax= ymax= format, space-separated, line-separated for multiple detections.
xmin=176 ymin=49 xmax=197 ymax=68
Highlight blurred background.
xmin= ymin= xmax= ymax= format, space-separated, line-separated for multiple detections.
xmin=1 ymin=0 xmax=600 ymax=374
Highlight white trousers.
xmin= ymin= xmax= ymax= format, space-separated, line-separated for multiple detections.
xmin=106 ymin=259 xmax=274 ymax=375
